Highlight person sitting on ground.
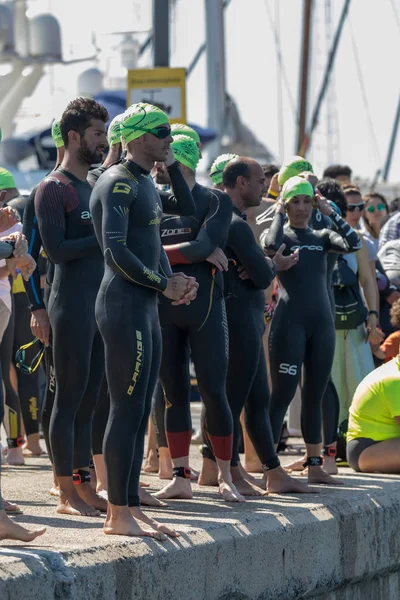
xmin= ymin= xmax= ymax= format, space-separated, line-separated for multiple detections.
xmin=347 ymin=352 xmax=400 ymax=473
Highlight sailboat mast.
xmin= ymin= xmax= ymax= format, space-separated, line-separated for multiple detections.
xmin=296 ymin=0 xmax=313 ymax=154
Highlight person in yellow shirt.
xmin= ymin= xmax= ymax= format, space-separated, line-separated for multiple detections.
xmin=347 ymin=355 xmax=400 ymax=472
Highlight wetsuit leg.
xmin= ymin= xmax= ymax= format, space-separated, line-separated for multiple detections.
xmin=159 ymin=309 xmax=192 ymax=460
xmin=13 ymin=292 xmax=40 ymax=436
xmin=92 ymin=374 xmax=109 ymax=456
xmin=127 ymin=315 xmax=161 ymax=507
xmin=189 ymin=298 xmax=233 ymax=461
xmin=151 ymin=380 xmax=168 ymax=449
xmin=244 ymin=347 xmax=276 ymax=465
xmin=98 ymin=281 xmax=155 ymax=507
xmin=301 ymin=325 xmax=335 ymax=445
xmin=269 ymin=308 xmax=306 ymax=444
xmin=72 ymin=331 xmax=105 ymax=469
xmin=322 ymin=377 xmax=340 ymax=446
xmin=41 ymin=337 xmax=55 ymax=461
xmin=49 ymin=293 xmax=100 ymax=477
xmin=225 ymin=310 xmax=262 ymax=466
xmin=0 ymin=295 xmax=23 ymax=447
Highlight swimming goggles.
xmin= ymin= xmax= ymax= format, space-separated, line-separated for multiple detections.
xmin=15 ymin=338 xmax=45 ymax=374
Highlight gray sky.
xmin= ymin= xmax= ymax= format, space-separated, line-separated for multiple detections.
xmin=24 ymin=0 xmax=400 ymax=181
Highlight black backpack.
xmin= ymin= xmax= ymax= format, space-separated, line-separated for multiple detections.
xmin=332 ymin=255 xmax=368 ymax=330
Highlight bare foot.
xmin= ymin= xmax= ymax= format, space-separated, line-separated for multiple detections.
xmin=323 ymin=456 xmax=338 ymax=475
xmin=3 ymin=448 xmax=25 ymax=466
xmin=139 ymin=481 xmax=150 ymax=488
xmin=130 ymin=507 xmax=179 ymax=538
xmin=198 ymin=458 xmax=218 ymax=487
xmin=3 ymin=500 xmax=23 ymax=515
xmin=139 ymin=487 xmax=168 ymax=507
xmin=0 ymin=511 xmax=46 ymax=542
xmin=76 ymin=482 xmax=108 ymax=512
xmin=56 ymin=491 xmax=101 ymax=517
xmin=243 ymin=460 xmax=263 ymax=474
xmin=307 ymin=466 xmax=344 ymax=485
xmin=143 ymin=449 xmax=159 ymax=473
xmin=22 ymin=445 xmax=43 ymax=457
xmin=238 ymin=463 xmax=265 ymax=489
xmin=283 ymin=456 xmax=306 ymax=472
xmin=232 ymin=478 xmax=267 ymax=497
xmin=104 ymin=509 xmax=166 ymax=540
xmin=266 ymin=467 xmax=319 ymax=494
xmin=154 ymin=477 xmax=193 ymax=500
xmin=219 ymin=481 xmax=246 ymax=503
xmin=49 ymin=486 xmax=60 ymax=497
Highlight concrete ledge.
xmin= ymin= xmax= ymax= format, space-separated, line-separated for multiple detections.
xmin=2 ymin=457 xmax=400 ymax=600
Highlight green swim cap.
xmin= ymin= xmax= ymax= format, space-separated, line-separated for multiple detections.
xmin=171 ymin=123 xmax=200 ymax=145
xmin=278 ymin=156 xmax=313 ymax=186
xmin=108 ymin=114 xmax=123 ymax=146
xmin=120 ymin=102 xmax=169 ymax=144
xmin=51 ymin=120 xmax=64 ymax=148
xmin=171 ymin=134 xmax=200 ymax=171
xmin=210 ymin=153 xmax=238 ymax=185
xmin=281 ymin=176 xmax=314 ymax=204
xmin=0 ymin=167 xmax=16 ymax=190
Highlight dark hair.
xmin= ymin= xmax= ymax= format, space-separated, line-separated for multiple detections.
xmin=390 ymin=298 xmax=400 ymax=329
xmin=323 ymin=164 xmax=352 ymax=180
xmin=362 ymin=192 xmax=389 ymax=239
xmin=261 ymin=163 xmax=280 ymax=179
xmin=223 ymin=157 xmax=252 ymax=188
xmin=342 ymin=184 xmax=362 ymax=198
xmin=60 ymin=97 xmax=109 ymax=147
xmin=389 ymin=197 xmax=400 ymax=214
xmin=316 ymin=178 xmax=347 ymax=216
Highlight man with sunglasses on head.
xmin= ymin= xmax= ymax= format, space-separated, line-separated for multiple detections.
xmin=90 ymin=103 xmax=197 ymax=540
xmin=35 ymin=97 xmax=110 ymax=518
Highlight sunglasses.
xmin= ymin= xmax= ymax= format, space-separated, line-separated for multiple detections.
xmin=121 ymin=124 xmax=171 ymax=139
xmin=347 ymin=203 xmax=365 ymax=212
xmin=15 ymin=338 xmax=45 ymax=374
xmin=366 ymin=203 xmax=386 ymax=213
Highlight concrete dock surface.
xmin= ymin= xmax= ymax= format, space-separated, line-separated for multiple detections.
xmin=1 ymin=418 xmax=400 ymax=599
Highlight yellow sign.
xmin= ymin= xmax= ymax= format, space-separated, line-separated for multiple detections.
xmin=127 ymin=67 xmax=187 ymax=124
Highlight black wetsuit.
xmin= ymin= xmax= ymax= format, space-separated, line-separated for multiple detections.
xmin=159 ymin=184 xmax=233 ymax=462
xmin=6 ymin=196 xmax=41 ymax=439
xmin=23 ymin=183 xmax=56 ymax=459
xmin=203 ymin=206 xmax=277 ymax=467
xmin=87 ymin=166 xmax=107 ymax=187
xmin=90 ymin=160 xmax=194 ymax=507
xmin=261 ymin=211 xmax=361 ymax=445
xmin=35 ymin=169 xmax=104 ymax=477
xmin=309 ymin=209 xmax=341 ymax=448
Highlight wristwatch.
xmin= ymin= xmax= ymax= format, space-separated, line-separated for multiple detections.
xmin=368 ymin=310 xmax=379 ymax=318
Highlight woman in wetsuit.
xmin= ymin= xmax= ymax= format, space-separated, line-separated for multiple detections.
xmin=261 ymin=176 xmax=362 ymax=485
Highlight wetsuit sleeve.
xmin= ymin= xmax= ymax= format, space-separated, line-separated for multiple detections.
xmin=22 ymin=188 xmax=45 ymax=311
xmin=260 ymin=211 xmax=285 ymax=254
xmin=98 ymin=177 xmax=168 ymax=292
xmin=35 ymin=179 xmax=99 ymax=264
xmin=228 ymin=220 xmax=275 ymax=289
xmin=325 ymin=212 xmax=362 ymax=253
xmin=164 ymin=189 xmax=232 ymax=266
xmin=158 ymin=162 xmax=195 ymax=216
xmin=159 ymin=246 xmax=173 ymax=278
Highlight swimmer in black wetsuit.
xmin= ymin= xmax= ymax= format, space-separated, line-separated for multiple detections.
xmin=91 ymin=102 xmax=197 ymax=539
xmin=261 ymin=176 xmax=362 ymax=485
xmin=153 ymin=136 xmax=245 ymax=503
xmin=199 ymin=158 xmax=316 ymax=495
xmin=35 ymin=97 xmax=109 ymax=517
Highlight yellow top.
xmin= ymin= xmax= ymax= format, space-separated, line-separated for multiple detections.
xmin=347 ymin=357 xmax=400 ymax=442
xmin=12 ymin=273 xmax=25 ymax=294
